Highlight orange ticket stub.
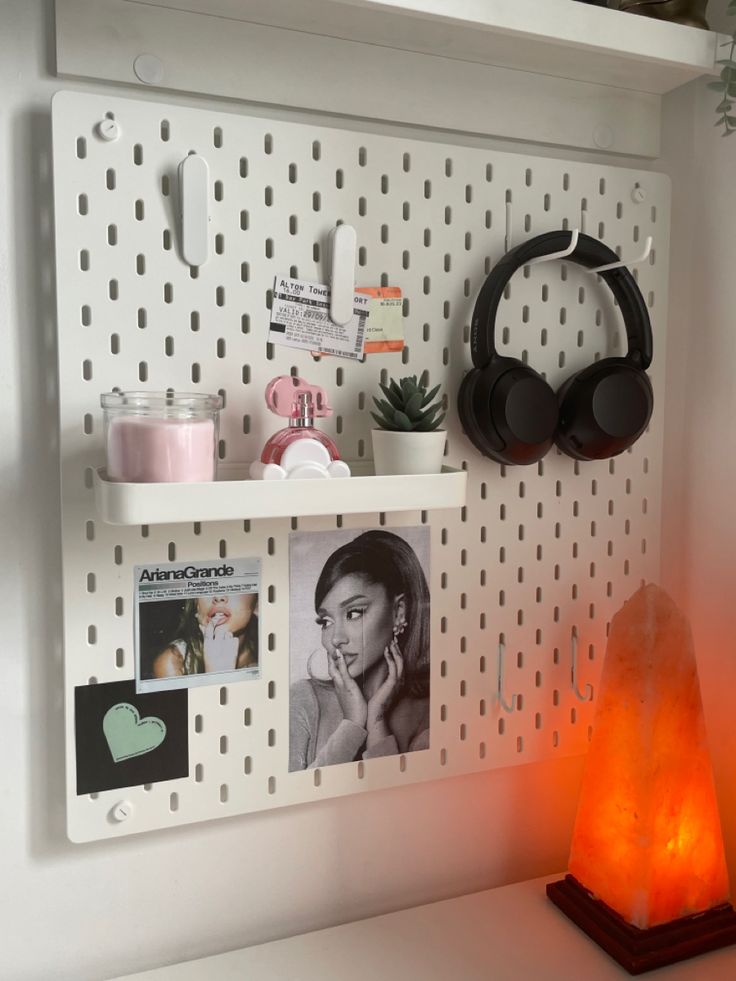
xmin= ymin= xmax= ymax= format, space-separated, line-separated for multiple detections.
xmin=356 ymin=286 xmax=404 ymax=353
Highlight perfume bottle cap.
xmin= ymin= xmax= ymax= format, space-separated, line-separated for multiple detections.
xmin=264 ymin=376 xmax=333 ymax=419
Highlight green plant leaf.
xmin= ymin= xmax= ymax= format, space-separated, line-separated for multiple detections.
xmin=394 ymin=410 xmax=413 ymax=431
xmin=420 ymin=383 xmax=442 ymax=407
xmin=379 ymin=383 xmax=404 ymax=411
xmin=370 ymin=411 xmax=397 ymax=431
xmin=416 ymin=412 xmax=446 ymax=432
xmin=389 ymin=379 xmax=403 ymax=402
xmin=717 ymin=100 xmax=733 ymax=112
xmin=415 ymin=403 xmax=443 ymax=424
xmin=405 ymin=391 xmax=423 ymax=418
xmin=708 ymin=81 xmax=728 ymax=91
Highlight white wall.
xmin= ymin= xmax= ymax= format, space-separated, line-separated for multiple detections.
xmin=10 ymin=1 xmax=736 ymax=977
xmin=659 ymin=0 xmax=736 ymax=888
xmin=1 ymin=3 xmax=590 ymax=979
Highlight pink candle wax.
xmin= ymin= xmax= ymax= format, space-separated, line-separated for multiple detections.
xmin=106 ymin=415 xmax=216 ymax=482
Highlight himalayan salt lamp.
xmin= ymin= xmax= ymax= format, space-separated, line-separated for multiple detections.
xmin=548 ymin=583 xmax=736 ymax=974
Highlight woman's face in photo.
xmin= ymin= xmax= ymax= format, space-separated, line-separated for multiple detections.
xmin=197 ymin=593 xmax=257 ymax=635
xmin=316 ymin=573 xmax=395 ymax=679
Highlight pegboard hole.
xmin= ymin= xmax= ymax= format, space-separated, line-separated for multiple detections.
xmin=194 ymin=714 xmax=203 ymax=733
xmin=220 ymin=784 xmax=229 ymax=803
xmin=169 ymin=793 xmax=179 ymax=812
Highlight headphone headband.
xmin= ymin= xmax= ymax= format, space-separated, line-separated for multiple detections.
xmin=470 ymin=231 xmax=653 ymax=371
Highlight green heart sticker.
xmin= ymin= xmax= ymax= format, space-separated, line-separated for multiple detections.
xmin=103 ymin=702 xmax=167 ymax=763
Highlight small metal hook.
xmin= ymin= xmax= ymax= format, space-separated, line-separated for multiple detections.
xmin=497 ymin=639 xmax=519 ymax=714
xmin=589 ymin=236 xmax=652 ymax=275
xmin=571 ymin=627 xmax=593 ymax=702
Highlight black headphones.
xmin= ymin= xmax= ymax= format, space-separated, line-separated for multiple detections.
xmin=458 ymin=230 xmax=654 ymax=466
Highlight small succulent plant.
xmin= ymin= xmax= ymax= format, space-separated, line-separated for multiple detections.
xmin=371 ymin=374 xmax=446 ymax=432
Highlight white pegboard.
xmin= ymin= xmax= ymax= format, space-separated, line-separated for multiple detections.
xmin=52 ymin=90 xmax=670 ymax=841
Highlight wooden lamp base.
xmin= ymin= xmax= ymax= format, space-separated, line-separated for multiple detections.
xmin=547 ymin=875 xmax=736 ymax=975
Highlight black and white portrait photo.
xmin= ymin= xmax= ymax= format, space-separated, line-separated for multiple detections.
xmin=289 ymin=526 xmax=431 ymax=771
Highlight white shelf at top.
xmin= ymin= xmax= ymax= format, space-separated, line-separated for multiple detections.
xmin=93 ymin=464 xmax=467 ymax=526
xmin=140 ymin=0 xmax=725 ymax=95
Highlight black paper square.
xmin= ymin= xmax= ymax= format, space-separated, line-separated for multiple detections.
xmin=75 ymin=680 xmax=189 ymax=795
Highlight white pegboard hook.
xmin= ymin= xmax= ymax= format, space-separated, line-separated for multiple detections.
xmin=589 ymin=236 xmax=652 ymax=275
xmin=496 ymin=639 xmax=519 ymax=714
xmin=571 ymin=627 xmax=593 ymax=703
xmin=528 ymin=228 xmax=579 ymax=267
xmin=327 ymin=223 xmax=357 ymax=326
xmin=177 ymin=152 xmax=210 ymax=267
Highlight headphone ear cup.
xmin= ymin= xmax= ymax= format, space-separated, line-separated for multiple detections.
xmin=457 ymin=368 xmax=501 ymax=460
xmin=459 ymin=358 xmax=558 ymax=465
xmin=556 ymin=360 xmax=653 ymax=461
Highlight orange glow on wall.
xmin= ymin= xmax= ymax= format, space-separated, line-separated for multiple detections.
xmin=568 ymin=583 xmax=730 ymax=929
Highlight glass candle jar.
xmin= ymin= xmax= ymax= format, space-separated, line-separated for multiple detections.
xmin=101 ymin=392 xmax=222 ymax=483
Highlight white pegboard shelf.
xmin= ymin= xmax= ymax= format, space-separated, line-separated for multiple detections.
xmin=93 ymin=465 xmax=468 ymax=526
xmin=54 ymin=90 xmax=668 ymax=840
xmin=111 ymin=0 xmax=725 ymax=95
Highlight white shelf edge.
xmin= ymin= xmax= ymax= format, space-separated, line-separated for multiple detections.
xmin=55 ymin=0 xmax=721 ymax=158
xmin=100 ymin=0 xmax=726 ymax=94
xmin=93 ymin=465 xmax=468 ymax=526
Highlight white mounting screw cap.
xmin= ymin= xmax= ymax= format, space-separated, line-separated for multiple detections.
xmin=111 ymin=800 xmax=134 ymax=823
xmin=592 ymin=125 xmax=614 ymax=150
xmin=631 ymin=183 xmax=647 ymax=204
xmin=96 ymin=118 xmax=121 ymax=142
xmin=134 ymin=54 xmax=165 ymax=85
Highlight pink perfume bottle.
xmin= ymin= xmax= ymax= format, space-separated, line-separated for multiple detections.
xmin=249 ymin=376 xmax=351 ymax=480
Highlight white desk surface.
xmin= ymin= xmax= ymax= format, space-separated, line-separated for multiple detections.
xmin=114 ymin=875 xmax=736 ymax=980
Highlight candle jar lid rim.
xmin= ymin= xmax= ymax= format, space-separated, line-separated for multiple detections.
xmin=101 ymin=391 xmax=223 ymax=412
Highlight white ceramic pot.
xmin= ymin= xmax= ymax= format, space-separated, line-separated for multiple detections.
xmin=371 ymin=428 xmax=446 ymax=476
